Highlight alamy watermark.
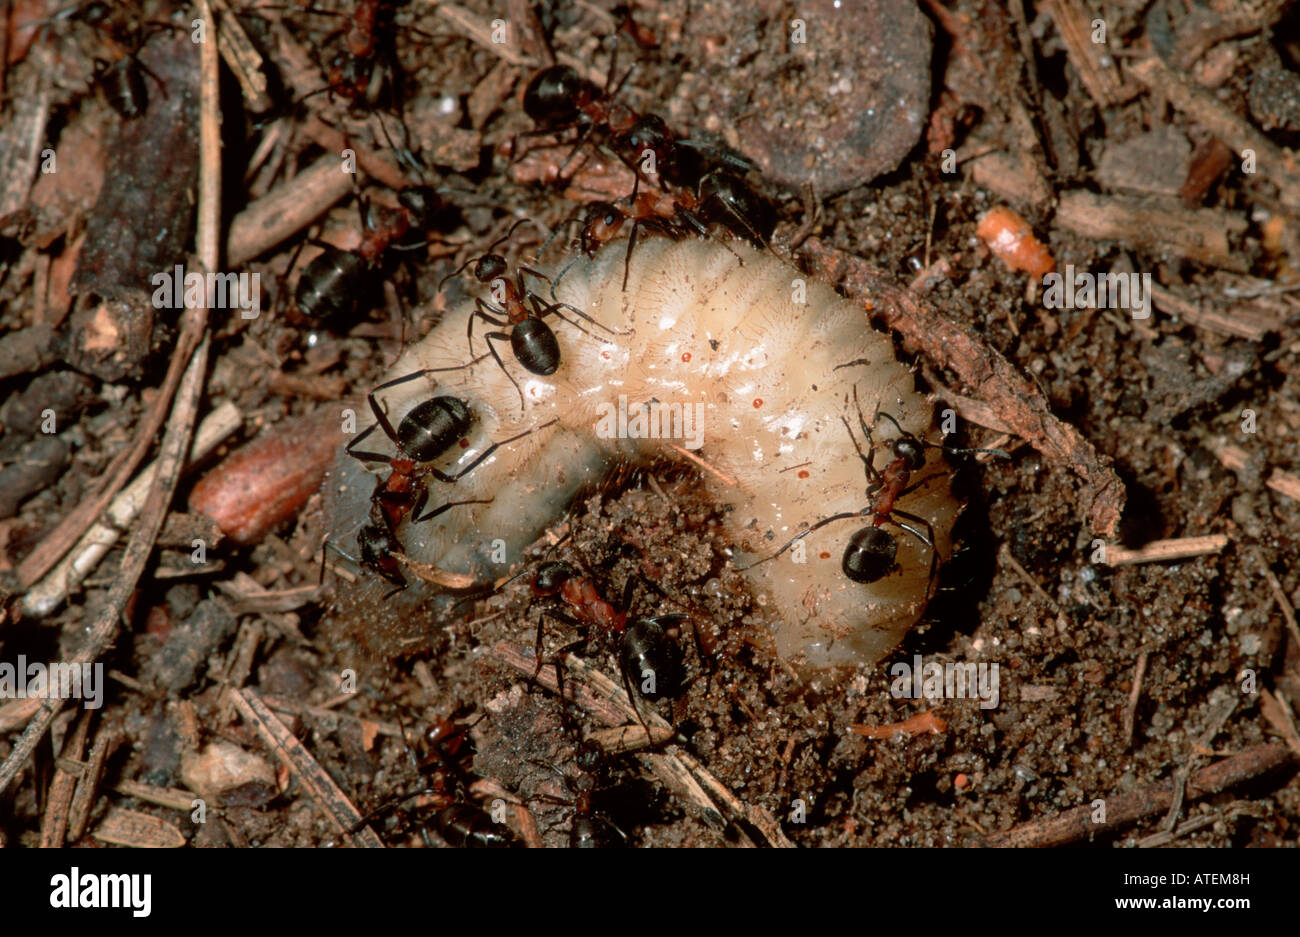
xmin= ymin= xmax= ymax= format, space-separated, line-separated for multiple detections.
xmin=1042 ymin=264 xmax=1151 ymax=319
xmin=0 ymin=657 xmax=104 ymax=709
xmin=594 ymin=395 xmax=705 ymax=450
xmin=890 ymin=654 xmax=999 ymax=710
xmin=150 ymin=265 xmax=261 ymax=318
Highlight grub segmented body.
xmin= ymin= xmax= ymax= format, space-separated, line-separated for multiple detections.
xmin=326 ymin=237 xmax=959 ymax=667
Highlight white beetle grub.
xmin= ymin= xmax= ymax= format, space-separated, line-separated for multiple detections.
xmin=326 ymin=237 xmax=960 ymax=668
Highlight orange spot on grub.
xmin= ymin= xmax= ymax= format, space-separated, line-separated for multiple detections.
xmin=975 ymin=205 xmax=1055 ymax=278
xmin=752 ymin=398 xmax=763 ymax=408
xmin=797 ymin=470 xmax=810 ymax=479
xmin=681 ymin=352 xmax=691 ymax=362
xmin=849 ymin=710 xmax=948 ymax=740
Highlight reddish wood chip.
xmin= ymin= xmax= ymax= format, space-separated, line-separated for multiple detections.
xmin=189 ymin=408 xmax=346 ymax=545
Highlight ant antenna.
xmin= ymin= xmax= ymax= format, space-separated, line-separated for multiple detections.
xmin=873 ymin=411 xmax=1012 ymax=460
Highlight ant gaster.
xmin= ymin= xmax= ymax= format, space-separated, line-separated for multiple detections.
xmin=523 ymin=559 xmax=695 ymax=737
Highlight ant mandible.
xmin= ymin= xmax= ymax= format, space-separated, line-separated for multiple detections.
xmin=747 ymin=388 xmax=1007 ymax=596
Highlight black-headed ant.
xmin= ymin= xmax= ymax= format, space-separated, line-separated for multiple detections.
xmin=345 ymin=370 xmax=558 ymax=592
xmin=554 ymin=165 xmax=774 ymax=292
xmin=747 ymin=389 xmax=1008 ymax=595
xmin=350 ymin=714 xmax=518 ymax=848
xmin=516 ymin=558 xmax=701 ymax=739
xmin=293 ymin=184 xmax=443 ymax=329
xmin=24 ymin=1 xmax=180 ymax=119
xmin=436 ymin=222 xmax=622 ymax=412
xmin=533 ymin=741 xmax=628 ymax=848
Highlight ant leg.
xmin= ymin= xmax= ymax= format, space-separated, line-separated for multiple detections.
xmin=617 ymin=654 xmax=662 ymax=749
xmin=467 ymin=300 xmax=510 ymax=356
xmin=482 ymin=330 xmax=526 ymax=413
xmin=873 ymin=410 xmax=909 ymax=439
xmin=621 ymin=217 xmax=644 ymax=292
xmin=890 ymin=510 xmax=939 ymax=598
xmin=533 ymin=608 xmax=584 ymax=676
xmin=418 ymin=352 xmax=494 ymax=376
xmin=344 ymin=423 xmax=393 ymax=463
xmin=428 ymin=417 xmax=560 ymax=484
xmin=549 ymin=256 xmax=583 ymax=302
xmin=555 ymin=124 xmax=598 ymax=178
xmin=738 ymin=511 xmax=868 ymax=571
xmin=409 ymin=489 xmax=494 ymax=524
xmin=529 ymin=291 xmax=626 ymax=338
xmin=845 ymin=386 xmax=883 ymax=486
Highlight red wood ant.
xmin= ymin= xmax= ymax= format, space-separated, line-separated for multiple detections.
xmin=292 ymin=184 xmax=442 ymax=329
xmin=554 ymin=165 xmax=775 ymax=293
xmin=350 ymin=714 xmax=517 ymax=847
xmin=533 ymin=740 xmax=628 ymax=848
xmin=275 ymin=0 xmax=448 ymax=110
xmin=345 ymin=370 xmax=558 ymax=591
xmin=517 ymin=558 xmax=700 ymax=738
xmin=25 ymin=1 xmax=178 ymax=119
xmin=436 ymin=222 xmax=622 ymax=412
xmin=747 ymin=389 xmax=1007 ymax=596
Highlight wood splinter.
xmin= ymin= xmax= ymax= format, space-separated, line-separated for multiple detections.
xmin=1102 ymin=535 xmax=1229 ymax=566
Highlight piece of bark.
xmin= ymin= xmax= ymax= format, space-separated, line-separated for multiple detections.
xmin=0 ymin=436 xmax=68 ymax=518
xmin=71 ymin=28 xmax=200 ymax=303
xmin=189 ymin=408 xmax=347 ymax=545
xmin=1055 ymin=190 xmax=1247 ymax=270
xmin=93 ymin=807 xmax=187 ymax=848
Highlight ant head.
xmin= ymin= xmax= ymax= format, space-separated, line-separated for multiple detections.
xmin=893 ymin=435 xmax=927 ymax=471
xmin=580 ymin=202 xmax=624 ymax=254
xmin=533 ymin=560 xmax=576 ymax=595
xmin=623 ymin=114 xmax=674 ymax=159
xmin=523 ymin=65 xmax=590 ymax=127
xmin=398 ymin=186 xmax=441 ymax=228
xmin=326 ymin=51 xmax=369 ymax=102
xmin=80 ymin=2 xmax=111 ymax=25
xmin=842 ymin=527 xmax=897 ymax=584
xmin=474 ymin=253 xmax=508 ymax=282
xmin=358 ymin=523 xmax=398 ymax=563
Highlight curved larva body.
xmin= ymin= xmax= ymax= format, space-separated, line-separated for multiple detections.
xmin=326 ymin=238 xmax=959 ymax=667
